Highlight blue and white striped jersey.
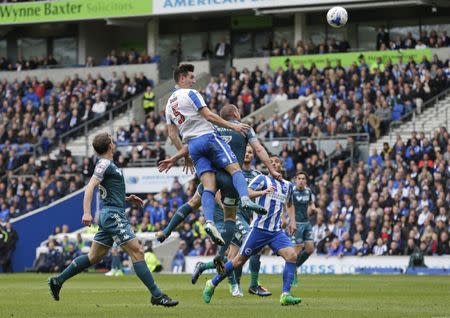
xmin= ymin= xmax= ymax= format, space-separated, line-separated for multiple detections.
xmin=248 ymin=175 xmax=293 ymax=232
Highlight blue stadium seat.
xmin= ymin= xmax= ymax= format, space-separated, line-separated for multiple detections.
xmin=392 ymin=104 xmax=405 ymax=121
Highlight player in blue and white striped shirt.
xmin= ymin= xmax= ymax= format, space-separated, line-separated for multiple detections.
xmin=202 ymin=155 xmax=302 ymax=306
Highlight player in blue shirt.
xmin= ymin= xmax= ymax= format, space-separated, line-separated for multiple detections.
xmin=166 ymin=64 xmax=266 ymax=244
xmin=202 ymin=155 xmax=302 ymax=306
xmin=48 ymin=133 xmax=178 ymax=307
xmin=290 ymin=171 xmax=318 ymax=286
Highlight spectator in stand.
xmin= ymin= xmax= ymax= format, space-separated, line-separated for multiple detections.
xmin=36 ymin=239 xmax=62 ymax=273
xmin=0 ymin=222 xmax=18 ymax=272
xmin=92 ymin=95 xmax=107 ymax=115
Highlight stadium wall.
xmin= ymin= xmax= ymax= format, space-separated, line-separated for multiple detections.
xmin=185 ymin=256 xmax=450 ymax=275
xmin=9 ymin=188 xmax=97 ymax=272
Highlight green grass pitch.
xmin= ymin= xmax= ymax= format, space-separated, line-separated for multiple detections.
xmin=1 ymin=273 xmax=449 ymax=318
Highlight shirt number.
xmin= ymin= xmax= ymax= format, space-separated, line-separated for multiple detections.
xmin=171 ymin=102 xmax=185 ymax=125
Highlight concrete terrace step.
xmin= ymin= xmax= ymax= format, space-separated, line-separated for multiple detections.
xmin=369 ymin=94 xmax=450 ymax=153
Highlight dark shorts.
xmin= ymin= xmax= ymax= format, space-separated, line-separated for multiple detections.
xmin=93 ymin=207 xmax=136 ymax=248
xmin=290 ymin=222 xmax=313 ymax=245
xmin=197 ymin=169 xmax=240 ymax=207
xmin=231 ymin=213 xmax=251 ymax=247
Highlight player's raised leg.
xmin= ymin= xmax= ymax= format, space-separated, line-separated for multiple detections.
xmin=199 ymin=171 xmax=225 ymax=245
xmin=48 ymin=241 xmax=109 ymax=301
xmin=121 ymin=238 xmax=178 ymax=307
xmin=156 ymin=192 xmax=199 ymax=243
xmin=223 ymin=162 xmax=267 ymax=216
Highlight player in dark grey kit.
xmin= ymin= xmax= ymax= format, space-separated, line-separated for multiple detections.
xmin=290 ymin=171 xmax=318 ymax=286
xmin=48 ymin=132 xmax=178 ymax=307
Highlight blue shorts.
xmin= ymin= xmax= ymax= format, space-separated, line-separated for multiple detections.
xmin=290 ymin=222 xmax=313 ymax=245
xmin=188 ymin=133 xmax=237 ymax=177
xmin=239 ymin=227 xmax=293 ymax=257
xmin=93 ymin=207 xmax=136 ymax=248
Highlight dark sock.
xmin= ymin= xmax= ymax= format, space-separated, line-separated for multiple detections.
xmin=163 ymin=203 xmax=193 ymax=237
xmin=200 ymin=261 xmax=215 ymax=271
xmin=228 ymin=271 xmax=237 ymax=285
xmin=133 ymin=261 xmax=162 ymax=298
xmin=111 ymin=255 xmax=121 ymax=270
xmin=282 ymin=262 xmax=296 ymax=293
xmin=234 ymin=266 xmax=243 ymax=285
xmin=296 ymin=251 xmax=311 ymax=267
xmin=232 ymin=171 xmax=249 ymax=198
xmin=218 ymin=220 xmax=236 ymax=257
xmin=201 ymin=189 xmax=216 ymax=222
xmin=212 ymin=261 xmax=234 ymax=286
xmin=56 ymin=254 xmax=91 ymax=284
xmin=249 ymin=254 xmax=261 ymax=287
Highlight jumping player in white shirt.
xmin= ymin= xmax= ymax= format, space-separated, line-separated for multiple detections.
xmin=165 ymin=64 xmax=267 ymax=244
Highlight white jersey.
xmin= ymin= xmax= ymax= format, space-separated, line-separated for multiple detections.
xmin=165 ymin=88 xmax=215 ymax=142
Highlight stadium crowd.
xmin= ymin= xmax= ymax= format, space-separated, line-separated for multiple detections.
xmin=20 ymin=126 xmax=450 ymax=271
xmin=112 ymin=54 xmax=450 ymax=150
xmin=126 ymin=126 xmax=450 ymax=259
xmin=201 ymin=54 xmax=449 ymax=142
xmin=96 ymin=49 xmax=155 ymax=67
xmin=0 ymin=55 xmax=59 ymax=71
xmin=0 ymin=72 xmax=154 ymax=177
xmin=0 ymin=52 xmax=448 ymax=270
xmin=0 ymin=144 xmax=92 ymax=220
xmin=377 ymin=28 xmax=450 ymax=51
xmin=270 ymin=29 xmax=450 ymax=57
xmin=270 ymin=38 xmax=351 ymax=56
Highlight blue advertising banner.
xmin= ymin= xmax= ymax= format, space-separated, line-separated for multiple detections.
xmin=10 ymin=188 xmax=96 ymax=272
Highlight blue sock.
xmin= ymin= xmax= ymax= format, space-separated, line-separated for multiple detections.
xmin=282 ymin=262 xmax=296 ymax=293
xmin=201 ymin=189 xmax=216 ymax=222
xmin=296 ymin=251 xmax=311 ymax=267
xmin=232 ymin=171 xmax=249 ymax=199
xmin=212 ymin=261 xmax=234 ymax=286
xmin=133 ymin=261 xmax=162 ymax=298
xmin=56 ymin=254 xmax=91 ymax=284
xmin=212 ymin=273 xmax=226 ymax=286
xmin=249 ymin=254 xmax=261 ymax=287
xmin=218 ymin=220 xmax=236 ymax=257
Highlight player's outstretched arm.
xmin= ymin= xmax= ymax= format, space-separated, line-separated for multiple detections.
xmin=250 ymin=139 xmax=282 ymax=180
xmin=286 ymin=203 xmax=297 ymax=235
xmin=248 ymin=186 xmax=274 ymax=199
xmin=167 ymin=123 xmax=184 ymax=151
xmin=126 ymin=195 xmax=144 ymax=207
xmin=83 ymin=176 xmax=101 ymax=226
xmin=199 ymin=107 xmax=250 ymax=134
xmin=158 ymin=145 xmax=190 ymax=173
